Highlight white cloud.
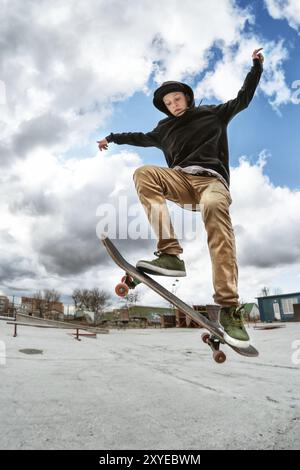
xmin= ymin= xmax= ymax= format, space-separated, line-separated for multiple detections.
xmin=0 ymin=148 xmax=142 ymax=293
xmin=0 ymin=0 xmax=293 ymax=162
xmin=264 ymin=0 xmax=300 ymax=32
xmin=230 ymin=152 xmax=300 ymax=267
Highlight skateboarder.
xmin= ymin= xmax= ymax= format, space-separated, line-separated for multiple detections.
xmin=98 ymin=48 xmax=264 ymax=348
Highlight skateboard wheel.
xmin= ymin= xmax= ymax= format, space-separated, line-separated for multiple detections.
xmin=115 ymin=283 xmax=129 ymax=297
xmin=213 ymin=350 xmax=226 ymax=364
xmin=201 ymin=333 xmax=210 ymax=344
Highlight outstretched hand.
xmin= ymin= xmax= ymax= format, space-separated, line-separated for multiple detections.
xmin=97 ymin=138 xmax=109 ymax=151
xmin=252 ymin=48 xmax=264 ymax=64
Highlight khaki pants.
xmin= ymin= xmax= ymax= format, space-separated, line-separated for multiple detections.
xmin=133 ymin=165 xmax=239 ymax=307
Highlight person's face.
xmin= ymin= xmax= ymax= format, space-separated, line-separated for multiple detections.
xmin=162 ymin=91 xmax=189 ymax=116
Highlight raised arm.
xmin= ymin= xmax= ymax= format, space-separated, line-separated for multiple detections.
xmin=214 ymin=48 xmax=264 ymax=124
xmin=98 ymin=127 xmax=161 ymax=152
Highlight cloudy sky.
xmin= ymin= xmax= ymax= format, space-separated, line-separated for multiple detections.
xmin=1 ymin=0 xmax=300 ymax=311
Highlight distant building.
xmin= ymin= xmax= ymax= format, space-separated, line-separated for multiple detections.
xmin=243 ymin=303 xmax=260 ymax=321
xmin=74 ymin=308 xmax=95 ymax=324
xmin=21 ymin=296 xmax=64 ymax=321
xmin=0 ymin=296 xmax=9 ymax=314
xmin=256 ymin=292 xmax=300 ymax=322
xmin=101 ymin=305 xmax=175 ymax=328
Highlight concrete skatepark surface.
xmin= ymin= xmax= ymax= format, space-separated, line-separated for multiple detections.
xmin=0 ymin=321 xmax=300 ymax=450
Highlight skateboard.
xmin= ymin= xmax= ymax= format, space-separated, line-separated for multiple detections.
xmin=101 ymin=235 xmax=259 ymax=363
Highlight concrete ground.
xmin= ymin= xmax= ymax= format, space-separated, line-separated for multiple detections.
xmin=0 ymin=321 xmax=300 ymax=450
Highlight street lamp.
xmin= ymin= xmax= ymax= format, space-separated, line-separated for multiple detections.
xmin=172 ymin=279 xmax=179 ymax=295
xmin=170 ymin=279 xmax=180 ymax=320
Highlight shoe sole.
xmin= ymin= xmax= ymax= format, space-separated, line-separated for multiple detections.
xmin=223 ymin=331 xmax=250 ymax=349
xmin=136 ymin=261 xmax=186 ymax=277
xmin=218 ymin=311 xmax=251 ymax=349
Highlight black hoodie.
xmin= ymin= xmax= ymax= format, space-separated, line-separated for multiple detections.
xmin=105 ymin=59 xmax=263 ymax=186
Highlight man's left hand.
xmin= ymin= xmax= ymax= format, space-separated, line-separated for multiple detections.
xmin=252 ymin=48 xmax=264 ymax=64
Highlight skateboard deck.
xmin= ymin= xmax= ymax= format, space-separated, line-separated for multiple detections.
xmin=101 ymin=235 xmax=258 ymax=363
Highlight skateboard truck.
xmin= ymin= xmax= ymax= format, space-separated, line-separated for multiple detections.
xmin=115 ymin=273 xmax=141 ymax=297
xmin=201 ymin=333 xmax=226 ymax=363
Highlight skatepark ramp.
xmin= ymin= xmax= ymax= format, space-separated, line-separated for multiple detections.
xmin=6 ymin=312 xmax=109 ymax=339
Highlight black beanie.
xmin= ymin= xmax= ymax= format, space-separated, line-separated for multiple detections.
xmin=153 ymin=80 xmax=195 ymax=116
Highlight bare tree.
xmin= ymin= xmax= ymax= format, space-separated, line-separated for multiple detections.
xmin=89 ymin=288 xmax=111 ymax=324
xmin=72 ymin=288 xmax=82 ymax=310
xmin=72 ymin=288 xmax=88 ymax=309
xmin=82 ymin=289 xmax=92 ymax=309
xmin=43 ymin=289 xmax=61 ymax=317
xmin=33 ymin=291 xmax=45 ymax=317
xmin=71 ymin=288 xmax=111 ymax=324
xmin=260 ymin=286 xmax=270 ymax=297
xmin=44 ymin=289 xmax=61 ymax=302
xmin=32 ymin=290 xmax=61 ymax=318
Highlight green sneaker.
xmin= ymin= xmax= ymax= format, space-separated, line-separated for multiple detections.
xmin=218 ymin=305 xmax=250 ymax=348
xmin=136 ymin=251 xmax=186 ymax=277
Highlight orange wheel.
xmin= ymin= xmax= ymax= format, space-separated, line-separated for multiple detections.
xmin=201 ymin=333 xmax=210 ymax=344
xmin=213 ymin=350 xmax=226 ymax=364
xmin=115 ymin=283 xmax=129 ymax=297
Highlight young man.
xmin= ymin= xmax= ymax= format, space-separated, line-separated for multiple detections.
xmin=98 ymin=48 xmax=264 ymax=348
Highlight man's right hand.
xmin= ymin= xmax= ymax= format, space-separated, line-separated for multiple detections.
xmin=97 ymin=138 xmax=109 ymax=151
